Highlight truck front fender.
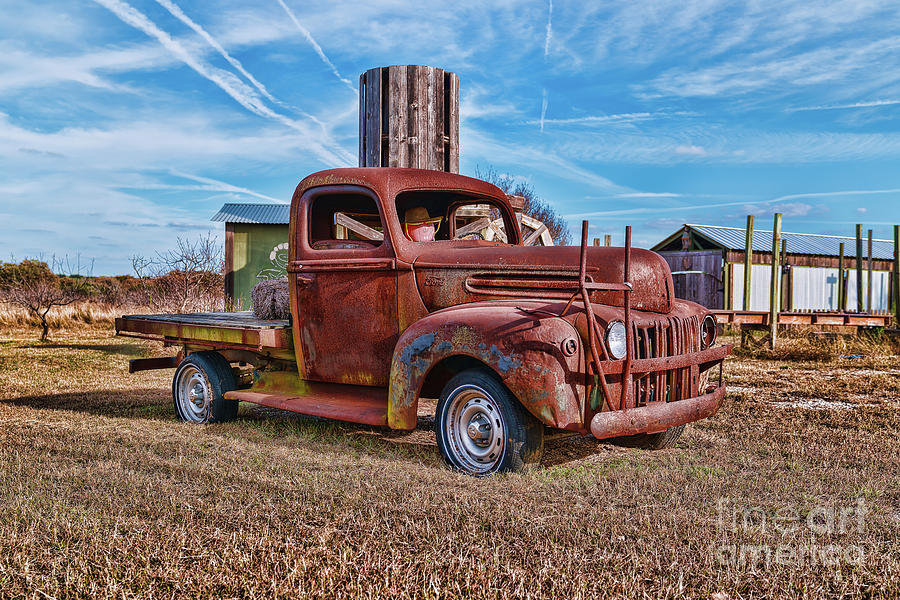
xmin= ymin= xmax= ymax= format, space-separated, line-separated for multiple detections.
xmin=388 ymin=303 xmax=585 ymax=431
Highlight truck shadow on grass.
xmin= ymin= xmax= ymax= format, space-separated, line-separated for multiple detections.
xmin=231 ymin=404 xmax=608 ymax=468
xmin=2 ymin=389 xmax=620 ymax=470
xmin=0 ymin=389 xmax=173 ymax=419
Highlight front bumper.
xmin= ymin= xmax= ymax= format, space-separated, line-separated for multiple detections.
xmin=590 ymin=385 xmax=725 ymax=439
xmin=589 ymin=343 xmax=731 ymax=439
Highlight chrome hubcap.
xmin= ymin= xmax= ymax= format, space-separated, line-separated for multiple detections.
xmin=176 ymin=365 xmax=210 ymax=423
xmin=444 ymin=385 xmax=506 ymax=474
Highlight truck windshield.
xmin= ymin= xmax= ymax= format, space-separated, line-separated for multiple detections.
xmin=395 ymin=191 xmax=515 ymax=244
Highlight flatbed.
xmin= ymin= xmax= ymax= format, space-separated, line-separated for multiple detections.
xmin=116 ymin=311 xmax=294 ymax=370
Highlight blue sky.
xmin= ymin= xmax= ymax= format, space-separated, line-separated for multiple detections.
xmin=2 ymin=0 xmax=900 ymax=275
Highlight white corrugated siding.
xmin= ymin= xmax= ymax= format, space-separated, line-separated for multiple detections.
xmin=730 ymin=264 xmax=772 ymax=310
xmin=730 ymin=264 xmax=891 ymax=311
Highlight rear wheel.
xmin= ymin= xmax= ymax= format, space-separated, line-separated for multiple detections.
xmin=435 ymin=369 xmax=543 ymax=476
xmin=172 ymin=351 xmax=238 ymax=423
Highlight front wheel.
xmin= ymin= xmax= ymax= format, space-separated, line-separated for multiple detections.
xmin=435 ymin=369 xmax=543 ymax=476
xmin=172 ymin=351 xmax=238 ymax=423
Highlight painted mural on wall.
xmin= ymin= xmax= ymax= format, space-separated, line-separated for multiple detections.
xmin=257 ymin=242 xmax=289 ymax=280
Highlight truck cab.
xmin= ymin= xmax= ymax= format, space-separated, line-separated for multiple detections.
xmin=117 ymin=168 xmax=730 ymax=476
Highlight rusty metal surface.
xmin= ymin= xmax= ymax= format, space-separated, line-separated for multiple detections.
xmin=411 ymin=245 xmax=672 ymax=314
xmin=590 ymin=385 xmax=726 ymax=440
xmin=388 ymin=301 xmax=585 ymax=431
xmin=225 ymin=371 xmax=388 ymax=426
xmin=128 ymin=354 xmax=182 ymax=373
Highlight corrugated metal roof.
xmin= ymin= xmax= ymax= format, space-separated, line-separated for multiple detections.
xmin=687 ymin=224 xmax=895 ymax=259
xmin=211 ymin=203 xmax=289 ymax=224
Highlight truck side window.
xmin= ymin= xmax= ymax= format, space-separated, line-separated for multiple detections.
xmin=309 ymin=192 xmax=385 ymax=250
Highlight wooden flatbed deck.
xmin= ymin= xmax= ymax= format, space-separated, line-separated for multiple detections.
xmin=115 ymin=311 xmax=293 ymax=353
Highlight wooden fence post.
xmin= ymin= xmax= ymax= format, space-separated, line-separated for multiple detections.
xmin=838 ymin=242 xmax=845 ymax=312
xmin=769 ymin=213 xmax=782 ymax=349
xmin=867 ymin=229 xmax=873 ymax=313
xmin=743 ymin=215 xmax=754 ymax=311
xmin=856 ymin=224 xmax=864 ymax=312
xmin=894 ymin=225 xmax=900 ymax=326
xmin=781 ymin=238 xmax=789 ymax=312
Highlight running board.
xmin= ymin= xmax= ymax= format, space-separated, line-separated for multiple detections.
xmin=224 ymin=372 xmax=388 ymax=427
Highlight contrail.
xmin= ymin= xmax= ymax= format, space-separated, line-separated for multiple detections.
xmin=527 ymin=112 xmax=655 ymax=126
xmin=153 ymin=0 xmax=281 ymax=106
xmin=539 ymin=88 xmax=549 ymax=133
xmin=544 ymin=0 xmax=553 ymax=56
xmin=274 ymin=0 xmax=356 ymax=92
xmin=790 ymin=99 xmax=900 ymax=112
xmin=171 ymin=171 xmax=286 ymax=204
xmin=565 ymin=188 xmax=900 ymax=218
xmin=92 ymin=0 xmax=352 ymax=166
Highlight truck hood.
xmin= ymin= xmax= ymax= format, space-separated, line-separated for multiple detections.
xmin=410 ymin=244 xmax=674 ymax=313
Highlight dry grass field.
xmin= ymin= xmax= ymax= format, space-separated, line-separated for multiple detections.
xmin=0 ymin=323 xmax=898 ymax=599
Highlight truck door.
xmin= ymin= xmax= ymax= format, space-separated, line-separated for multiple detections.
xmin=290 ymin=185 xmax=399 ymax=386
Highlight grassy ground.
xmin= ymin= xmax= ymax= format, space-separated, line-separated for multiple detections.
xmin=0 ymin=326 xmax=897 ymax=599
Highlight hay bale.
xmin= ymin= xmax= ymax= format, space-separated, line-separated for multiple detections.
xmin=251 ymin=278 xmax=290 ymax=321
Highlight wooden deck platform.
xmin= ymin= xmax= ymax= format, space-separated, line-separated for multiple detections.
xmin=712 ymin=310 xmax=892 ymax=328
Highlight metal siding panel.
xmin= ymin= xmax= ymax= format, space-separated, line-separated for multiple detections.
xmin=731 ymin=263 xmax=772 ymax=311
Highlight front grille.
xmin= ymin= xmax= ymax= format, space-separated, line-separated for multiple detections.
xmin=631 ymin=315 xmax=700 ymax=406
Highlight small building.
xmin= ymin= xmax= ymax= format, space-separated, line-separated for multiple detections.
xmin=211 ymin=203 xmax=289 ymax=309
xmin=652 ymin=224 xmax=895 ymax=312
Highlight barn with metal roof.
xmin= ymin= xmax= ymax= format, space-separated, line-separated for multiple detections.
xmin=652 ymin=224 xmax=896 ymax=312
xmin=212 ymin=203 xmax=289 ymax=308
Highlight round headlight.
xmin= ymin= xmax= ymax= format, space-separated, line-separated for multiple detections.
xmin=701 ymin=314 xmax=718 ymax=349
xmin=605 ymin=320 xmax=627 ymax=360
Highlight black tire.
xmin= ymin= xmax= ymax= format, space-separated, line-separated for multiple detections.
xmin=435 ymin=368 xmax=543 ymax=476
xmin=172 ymin=351 xmax=238 ymax=424
xmin=609 ymin=424 xmax=685 ymax=450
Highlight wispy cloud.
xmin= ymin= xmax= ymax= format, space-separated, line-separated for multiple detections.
xmin=463 ymin=128 xmax=627 ymax=194
xmin=274 ymin=0 xmax=356 ymax=93
xmin=91 ymin=0 xmax=351 ymax=166
xmin=614 ymin=192 xmax=681 ymax=198
xmin=741 ymin=201 xmax=818 ymax=218
xmin=675 ymin=144 xmax=706 ymax=156
xmin=789 ymin=99 xmax=900 ymax=112
xmin=544 ymin=0 xmax=553 ymax=57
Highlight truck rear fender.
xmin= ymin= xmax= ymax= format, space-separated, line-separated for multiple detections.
xmin=388 ymin=304 xmax=585 ymax=431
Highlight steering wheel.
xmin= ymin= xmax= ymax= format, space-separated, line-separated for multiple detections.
xmin=456 ymin=231 xmax=485 ymax=241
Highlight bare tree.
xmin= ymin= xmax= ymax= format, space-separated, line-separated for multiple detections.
xmin=131 ymin=234 xmax=224 ymax=313
xmin=0 ymin=260 xmax=84 ymax=341
xmin=474 ymin=166 xmax=572 ymax=245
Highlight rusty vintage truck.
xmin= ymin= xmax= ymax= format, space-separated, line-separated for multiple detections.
xmin=116 ymin=168 xmax=731 ymax=476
